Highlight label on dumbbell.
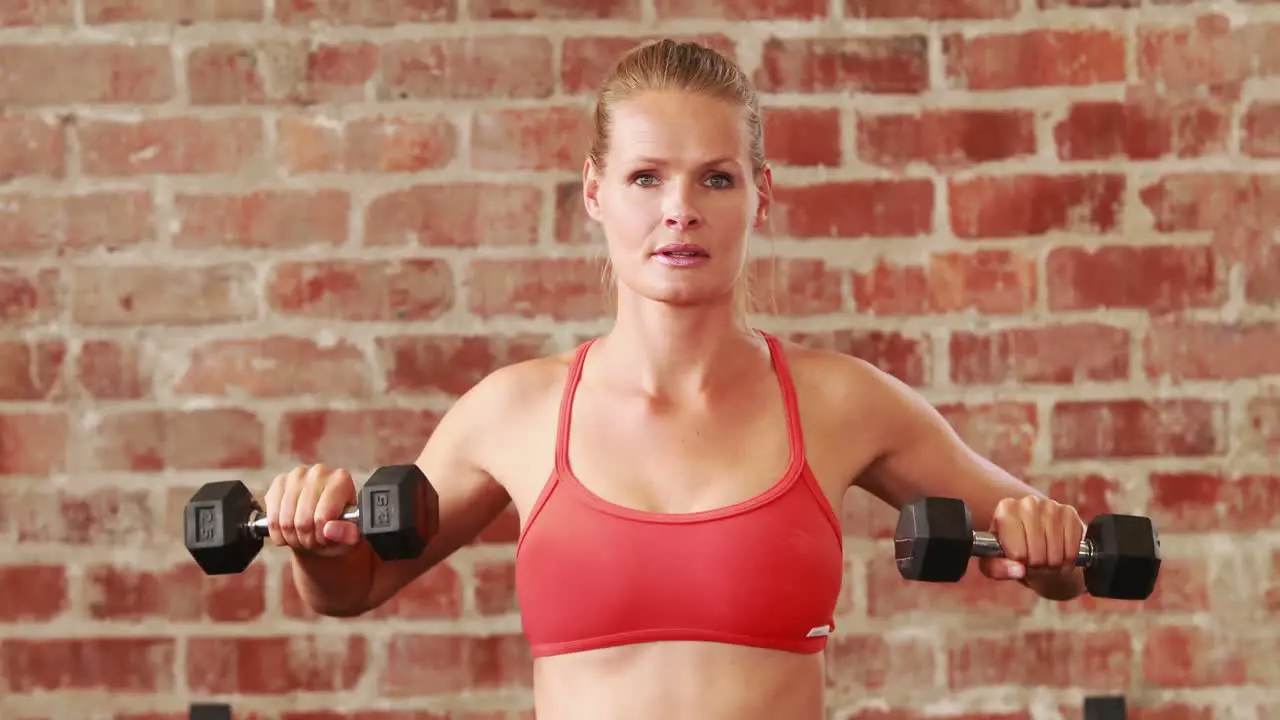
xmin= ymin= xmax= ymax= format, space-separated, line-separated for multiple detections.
xmin=369 ymin=489 xmax=392 ymax=529
xmin=196 ymin=506 xmax=219 ymax=545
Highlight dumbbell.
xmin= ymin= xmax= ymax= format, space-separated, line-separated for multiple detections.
xmin=893 ymin=496 xmax=1161 ymax=600
xmin=184 ymin=464 xmax=439 ymax=576
xmin=190 ymin=703 xmax=231 ymax=720
xmin=1084 ymin=695 xmax=1126 ymax=720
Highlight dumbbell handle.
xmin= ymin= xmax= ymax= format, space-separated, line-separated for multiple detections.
xmin=972 ymin=531 xmax=1095 ymax=567
xmin=243 ymin=507 xmax=360 ymax=539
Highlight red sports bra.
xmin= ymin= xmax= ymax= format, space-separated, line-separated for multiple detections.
xmin=514 ymin=331 xmax=844 ymax=658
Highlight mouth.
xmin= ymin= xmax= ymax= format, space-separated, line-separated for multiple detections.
xmin=653 ymin=243 xmax=709 ymax=259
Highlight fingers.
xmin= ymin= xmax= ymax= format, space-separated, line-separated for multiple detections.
xmin=990 ymin=496 xmax=1084 ymax=578
xmin=262 ymin=464 xmax=358 ymax=555
xmin=991 ymin=497 xmax=1029 ymax=575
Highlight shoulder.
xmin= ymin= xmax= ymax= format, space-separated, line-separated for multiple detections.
xmin=768 ymin=334 xmax=925 ymax=440
xmin=449 ymin=347 xmax=578 ymax=426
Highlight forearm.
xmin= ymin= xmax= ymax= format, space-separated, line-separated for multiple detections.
xmin=290 ymin=542 xmax=381 ymax=617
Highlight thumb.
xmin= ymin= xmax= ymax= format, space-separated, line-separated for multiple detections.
xmin=321 ymin=519 xmax=360 ymax=545
xmin=979 ymin=557 xmax=1026 ymax=580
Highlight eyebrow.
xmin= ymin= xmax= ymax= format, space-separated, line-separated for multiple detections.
xmin=630 ymin=156 xmax=740 ymax=168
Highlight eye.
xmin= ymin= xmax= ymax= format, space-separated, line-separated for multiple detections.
xmin=705 ymin=173 xmax=734 ymax=189
xmin=631 ymin=172 xmax=659 ymax=187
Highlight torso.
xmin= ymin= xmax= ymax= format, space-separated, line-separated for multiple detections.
xmin=473 ymin=331 xmax=885 ymax=720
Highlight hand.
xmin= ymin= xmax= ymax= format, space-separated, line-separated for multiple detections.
xmin=979 ymin=495 xmax=1085 ymax=582
xmin=263 ymin=464 xmax=362 ymax=557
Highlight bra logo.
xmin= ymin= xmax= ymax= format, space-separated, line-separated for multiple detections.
xmin=806 ymin=625 xmax=831 ymax=638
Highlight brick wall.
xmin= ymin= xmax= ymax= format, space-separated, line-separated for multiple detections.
xmin=1 ymin=0 xmax=1278 ymax=718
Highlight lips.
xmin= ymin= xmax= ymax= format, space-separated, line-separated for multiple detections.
xmin=654 ymin=243 xmax=708 ymax=258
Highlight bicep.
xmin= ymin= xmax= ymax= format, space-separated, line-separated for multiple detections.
xmin=855 ymin=372 xmax=1042 ymax=532
xmin=365 ymin=382 xmax=512 ymax=608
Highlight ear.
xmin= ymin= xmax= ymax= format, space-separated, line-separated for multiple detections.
xmin=583 ymin=158 xmax=604 ymax=222
xmin=753 ymin=163 xmax=773 ymax=230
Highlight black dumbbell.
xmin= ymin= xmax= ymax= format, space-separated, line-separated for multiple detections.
xmin=183 ymin=464 xmax=440 ymax=576
xmin=893 ymin=496 xmax=1161 ymax=600
xmin=1084 ymin=695 xmax=1126 ymax=720
xmin=190 ymin=703 xmax=231 ymax=720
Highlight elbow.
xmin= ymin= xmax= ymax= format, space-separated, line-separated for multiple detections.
xmin=303 ymin=592 xmax=372 ymax=618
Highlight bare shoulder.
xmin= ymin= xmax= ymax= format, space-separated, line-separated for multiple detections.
xmin=773 ymin=337 xmax=908 ymax=412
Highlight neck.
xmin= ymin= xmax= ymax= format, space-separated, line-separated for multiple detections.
xmin=595 ymin=290 xmax=763 ymax=398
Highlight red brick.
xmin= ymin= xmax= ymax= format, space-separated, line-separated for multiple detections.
xmin=175 ymin=190 xmax=348 ymax=249
xmin=277 ymin=0 xmax=454 ymax=23
xmin=266 ymin=259 xmax=454 ymax=321
xmin=0 ymin=191 xmax=153 ymax=257
xmin=378 ymin=334 xmax=551 ymax=396
xmin=1247 ymin=397 xmax=1280 ymax=454
xmin=560 ymin=35 xmax=736 ymax=94
xmin=936 ymin=402 xmax=1038 ymax=472
xmin=1041 ymin=0 xmax=1137 ymax=5
xmin=950 ymin=174 xmax=1124 ymax=238
xmin=380 ymin=634 xmax=531 ymax=695
xmin=86 ymin=563 xmax=266 ymax=622
xmin=1051 ymin=399 xmax=1224 ymax=459
xmin=188 ymin=636 xmax=368 ymax=694
xmin=746 ymin=258 xmax=844 ymax=316
xmin=771 ymin=180 xmax=934 ymax=238
xmin=1027 ymin=473 xmax=1124 ymax=521
xmin=277 ymin=114 xmax=457 ymax=173
xmin=0 ymin=412 xmax=67 ymax=474
xmin=846 ymin=0 xmax=1016 ymax=17
xmin=177 ymin=336 xmax=372 ymax=399
xmin=948 ymin=630 xmax=1131 ymax=689
xmin=1139 ymin=17 xmax=1280 ymax=87
xmin=281 ymin=713 xmax=457 ymax=720
xmin=755 ymin=37 xmax=929 ymax=94
xmin=787 ymin=329 xmax=929 ymax=387
xmin=86 ymin=0 xmax=264 ymax=22
xmin=1046 ymin=245 xmax=1224 ymax=312
xmin=1 ymin=638 xmax=176 ymax=692
xmin=1142 ymin=626 xmax=1248 ymax=687
xmin=0 ymin=115 xmax=66 ymax=177
xmin=842 ymin=493 xmax=898 ymax=539
xmin=467 ymin=258 xmax=607 ymax=320
xmin=365 ymin=184 xmax=541 ymax=247
xmin=79 ymin=117 xmax=263 ymax=176
xmin=1149 ymin=472 xmax=1280 ymax=533
xmin=471 ymin=107 xmax=591 ymax=171
xmin=281 ymin=409 xmax=441 ymax=469
xmin=0 ymin=339 xmax=65 ymax=401
xmin=1244 ymin=102 xmax=1280 ymax=157
xmin=1248 ymin=244 xmax=1280 ymax=304
xmin=0 ymin=44 xmax=174 ymax=104
xmin=72 ymin=264 xmax=258 ymax=326
xmin=473 ymin=0 xmax=635 ymax=18
xmin=0 ymin=267 xmax=59 ymax=326
xmin=1145 ymin=321 xmax=1280 ymax=381
xmin=0 ymin=0 xmax=72 ymax=25
xmin=77 ymin=340 xmax=149 ymax=400
xmin=945 ymin=30 xmax=1126 ymax=90
xmin=866 ymin=555 xmax=1036 ymax=617
xmin=843 ymin=712 xmax=1028 ymax=720
xmin=379 ymin=38 xmax=553 ymax=100
xmin=950 ymin=324 xmax=1130 ymax=385
xmin=1057 ymin=95 xmax=1230 ymax=160
xmin=12 ymin=487 xmax=154 ymax=544
xmin=859 ymin=109 xmax=1035 ymax=169
xmin=474 ymin=559 xmax=518 ymax=615
xmin=80 ymin=409 xmax=264 ymax=472
xmin=1060 ymin=556 xmax=1209 ymax=615
xmin=852 ymin=251 xmax=1037 ymax=316
xmin=654 ymin=0 xmax=825 ymax=19
xmin=1141 ymin=173 xmax=1280 ymax=233
xmin=554 ymin=182 xmax=600 ymax=245
xmin=0 ymin=566 xmax=68 ymax=620
xmin=283 ymin=563 xmax=462 ymax=620
xmin=477 ymin=506 xmax=521 ymax=544
xmin=824 ymin=634 xmax=936 ymax=694
xmin=764 ymin=108 xmax=842 ymax=166
xmin=188 ymin=42 xmax=378 ymax=106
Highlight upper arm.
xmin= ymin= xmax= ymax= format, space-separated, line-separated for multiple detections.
xmin=363 ymin=367 xmax=519 ymax=609
xmin=850 ymin=363 xmax=1043 ymax=532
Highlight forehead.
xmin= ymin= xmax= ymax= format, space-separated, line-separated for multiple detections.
xmin=608 ymin=90 xmax=748 ymax=163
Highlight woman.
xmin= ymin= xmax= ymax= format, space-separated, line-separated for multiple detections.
xmin=263 ymin=39 xmax=1087 ymax=720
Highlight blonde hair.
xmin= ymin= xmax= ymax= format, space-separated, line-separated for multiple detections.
xmin=588 ymin=39 xmax=770 ymax=319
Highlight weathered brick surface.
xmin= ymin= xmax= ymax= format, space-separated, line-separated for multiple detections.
xmin=0 ymin=2 xmax=1276 ymax=718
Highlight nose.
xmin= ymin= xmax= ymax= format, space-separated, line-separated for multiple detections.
xmin=662 ymin=185 xmax=702 ymax=231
